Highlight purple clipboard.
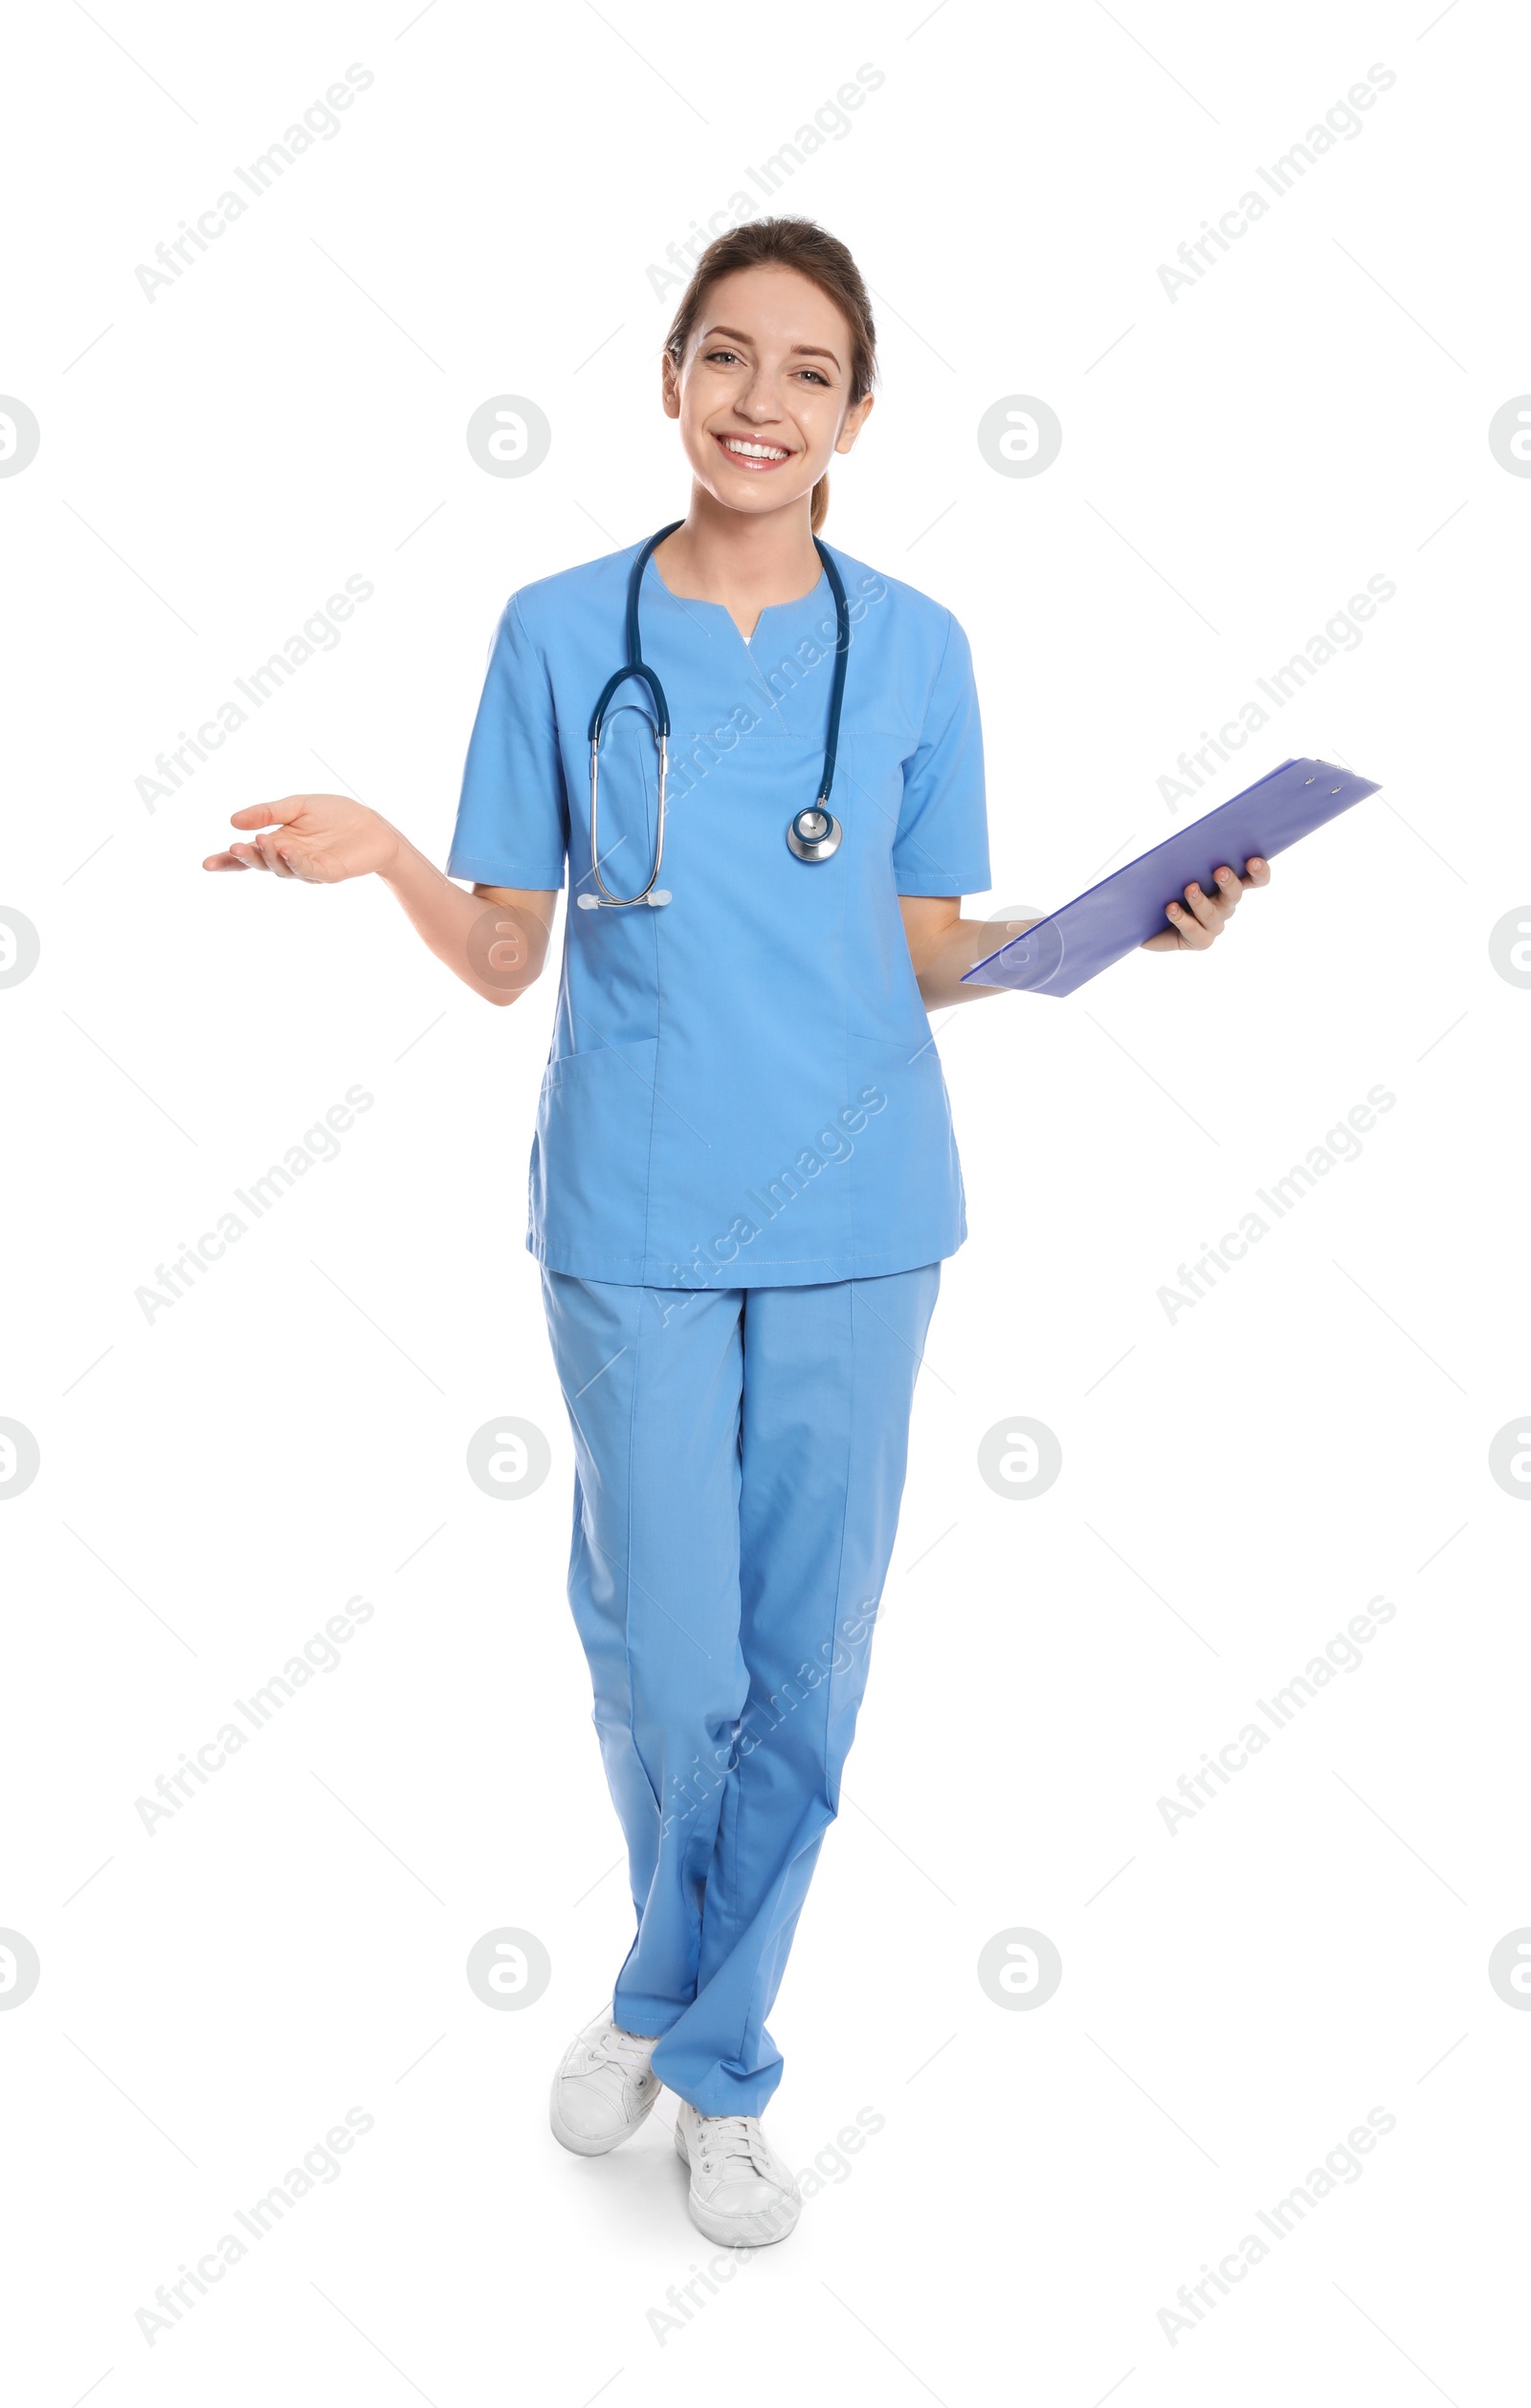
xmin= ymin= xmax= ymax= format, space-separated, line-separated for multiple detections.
xmin=961 ymin=756 xmax=1381 ymax=998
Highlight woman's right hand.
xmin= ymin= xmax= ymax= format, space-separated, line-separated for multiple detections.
xmin=204 ymin=794 xmax=556 ymax=1007
xmin=202 ymin=795 xmax=402 ymax=882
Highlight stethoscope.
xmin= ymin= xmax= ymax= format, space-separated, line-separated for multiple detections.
xmin=575 ymin=520 xmax=853 ymax=911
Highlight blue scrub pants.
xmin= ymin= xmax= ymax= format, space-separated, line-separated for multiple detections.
xmin=541 ymin=1263 xmax=941 ymax=2117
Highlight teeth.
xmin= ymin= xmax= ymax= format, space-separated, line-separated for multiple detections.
xmin=723 ymin=438 xmax=788 ymax=459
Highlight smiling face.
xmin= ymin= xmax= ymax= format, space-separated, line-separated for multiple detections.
xmin=661 ymin=263 xmax=874 ymax=519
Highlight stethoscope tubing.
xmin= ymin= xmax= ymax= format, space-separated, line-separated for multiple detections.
xmin=579 ymin=523 xmax=852 ymax=911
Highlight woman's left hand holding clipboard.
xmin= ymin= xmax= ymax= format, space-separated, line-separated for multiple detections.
xmin=901 ymin=854 xmax=1272 ymax=1006
xmin=1140 ymin=855 xmax=1272 ymax=953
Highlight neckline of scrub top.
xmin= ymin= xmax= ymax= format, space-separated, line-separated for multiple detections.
xmin=642 ymin=553 xmax=829 ymax=652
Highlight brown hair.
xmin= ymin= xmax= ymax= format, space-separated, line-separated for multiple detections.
xmin=661 ymin=217 xmax=876 ymax=535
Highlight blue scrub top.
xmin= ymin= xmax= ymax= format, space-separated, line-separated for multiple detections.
xmin=447 ymin=539 xmax=990 ymax=1290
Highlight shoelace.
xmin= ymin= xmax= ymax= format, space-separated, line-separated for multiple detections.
xmin=591 ymin=2024 xmax=656 ymax=2075
xmin=693 ymin=2112 xmax=770 ymax=2176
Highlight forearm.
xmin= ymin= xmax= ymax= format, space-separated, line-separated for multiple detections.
xmin=377 ymin=833 xmax=554 ymax=1005
xmin=908 ymin=910 xmax=1036 ymax=1009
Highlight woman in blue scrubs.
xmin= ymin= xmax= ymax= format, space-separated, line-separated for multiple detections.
xmin=206 ymin=217 xmax=1267 ymax=2251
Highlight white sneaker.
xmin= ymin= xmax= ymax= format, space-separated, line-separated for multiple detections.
xmin=549 ymin=2010 xmax=662 ymax=2156
xmin=673 ymin=2100 xmax=801 ymax=2246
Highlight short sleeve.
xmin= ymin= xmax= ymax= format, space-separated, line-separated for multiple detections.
xmin=445 ymin=594 xmax=568 ymax=889
xmin=892 ymin=610 xmax=990 ymax=897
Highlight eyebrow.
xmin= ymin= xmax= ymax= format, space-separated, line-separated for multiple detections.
xmin=701 ymin=323 xmax=842 ymax=367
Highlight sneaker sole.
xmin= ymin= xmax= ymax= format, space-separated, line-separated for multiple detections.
xmin=673 ymin=2114 xmax=801 ymax=2246
xmin=549 ymin=2069 xmax=656 ymax=2157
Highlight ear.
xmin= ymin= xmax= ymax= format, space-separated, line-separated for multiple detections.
xmin=660 ymin=350 xmax=681 ymax=422
xmin=834 ymin=390 xmax=875 ymax=457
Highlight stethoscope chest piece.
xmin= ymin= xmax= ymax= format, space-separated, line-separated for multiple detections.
xmin=787 ymin=805 xmax=842 ymax=863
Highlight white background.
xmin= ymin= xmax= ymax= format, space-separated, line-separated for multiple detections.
xmin=3 ymin=1 xmax=1525 ymax=2401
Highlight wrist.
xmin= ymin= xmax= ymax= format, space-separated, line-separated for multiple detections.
xmin=373 ymin=821 xmax=412 ymax=884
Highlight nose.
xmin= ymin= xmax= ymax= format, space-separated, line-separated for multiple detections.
xmin=735 ymin=366 xmax=786 ymax=425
